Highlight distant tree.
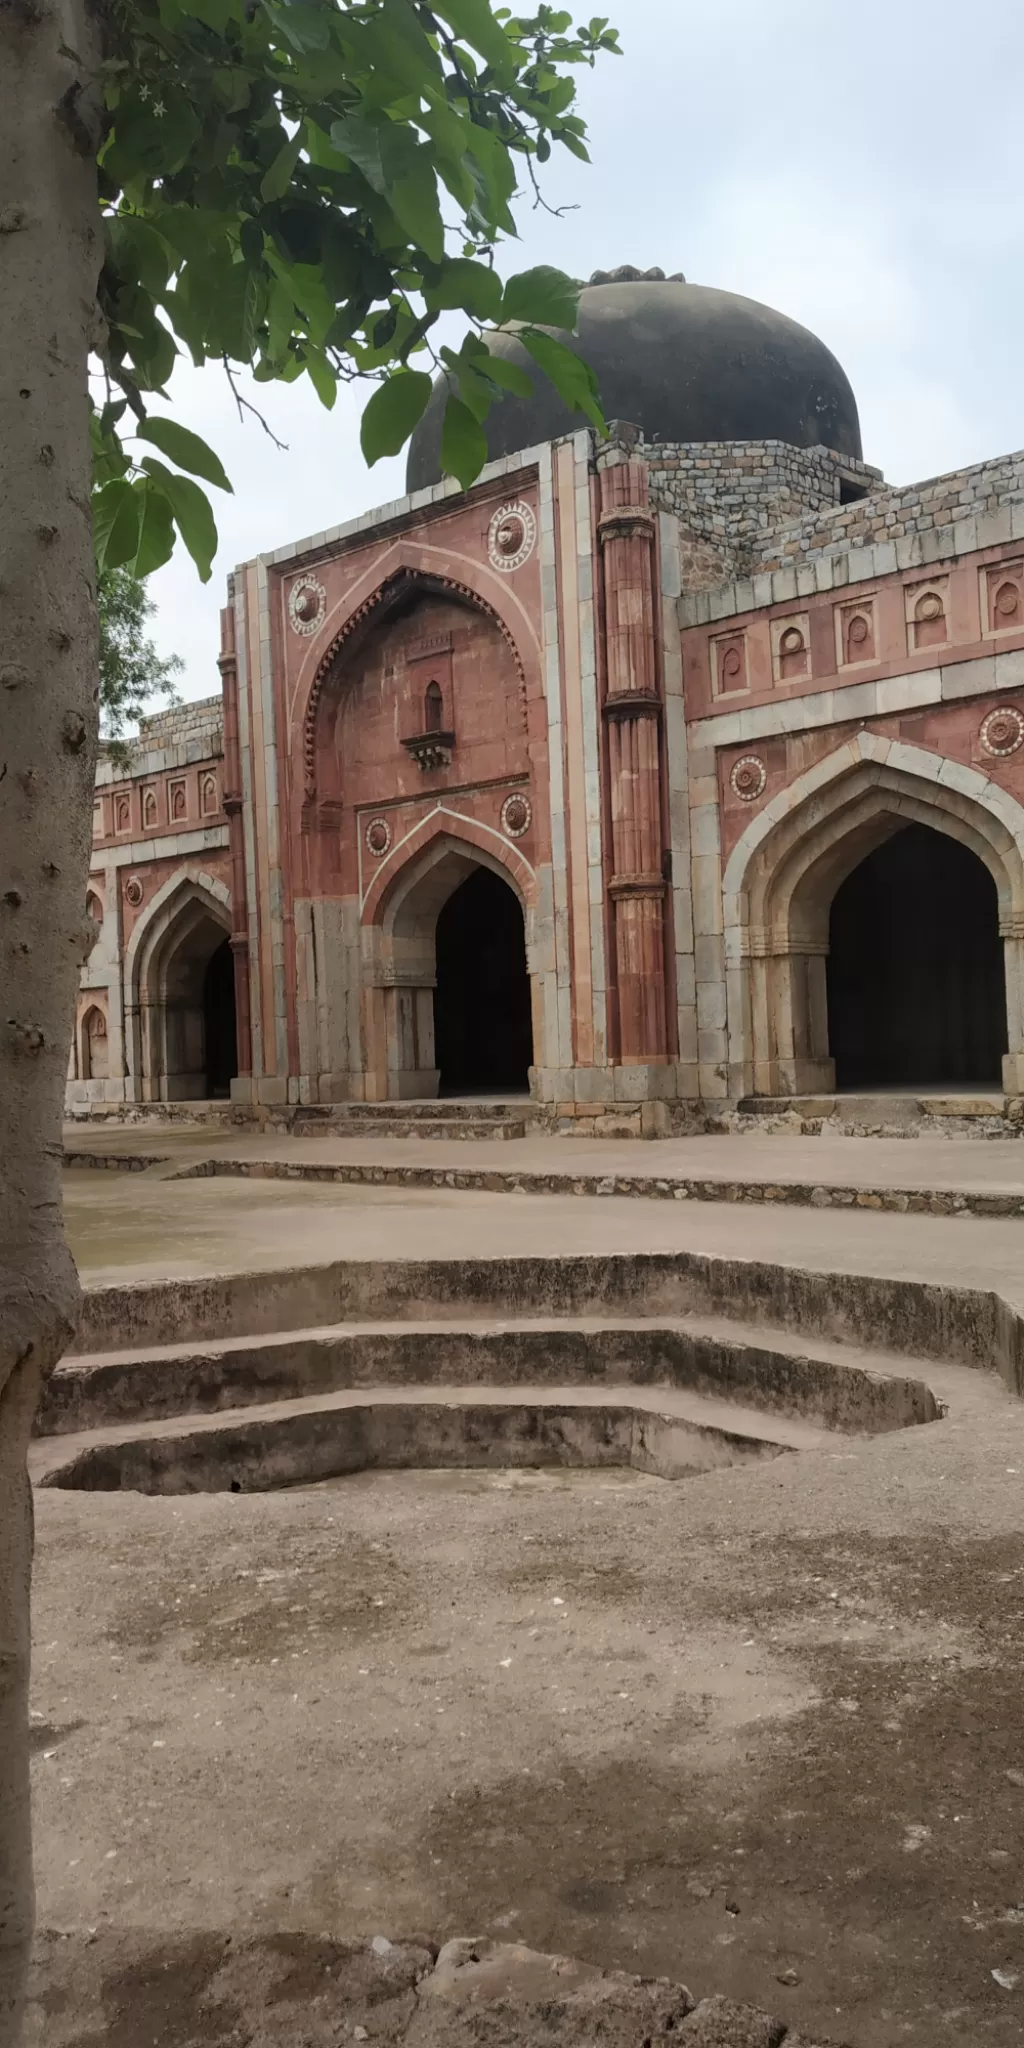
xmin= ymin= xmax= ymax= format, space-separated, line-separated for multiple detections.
xmin=99 ymin=568 xmax=183 ymax=762
xmin=0 ymin=4 xmax=619 ymax=2039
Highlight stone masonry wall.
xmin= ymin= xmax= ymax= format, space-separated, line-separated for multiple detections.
xmin=646 ymin=438 xmax=882 ymax=590
xmin=755 ymin=447 xmax=1024 ymax=571
xmin=130 ymin=695 xmax=223 ymax=750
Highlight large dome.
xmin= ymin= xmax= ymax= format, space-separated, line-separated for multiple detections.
xmin=406 ymin=267 xmax=862 ymax=491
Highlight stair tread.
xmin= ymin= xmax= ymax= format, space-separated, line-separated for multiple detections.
xmin=61 ymin=1310 xmax=933 ymax=1383
xmin=31 ymin=1380 xmax=836 ymax=1481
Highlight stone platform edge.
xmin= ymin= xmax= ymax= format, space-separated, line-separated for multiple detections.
xmin=64 ymin=1145 xmax=1024 ymax=1221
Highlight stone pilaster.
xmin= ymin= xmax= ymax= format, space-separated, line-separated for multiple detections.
xmin=598 ymin=443 xmax=670 ymax=1065
xmin=219 ymin=604 xmax=252 ymax=1087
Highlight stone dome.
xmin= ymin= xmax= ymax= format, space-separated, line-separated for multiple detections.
xmin=405 ymin=266 xmax=862 ymax=491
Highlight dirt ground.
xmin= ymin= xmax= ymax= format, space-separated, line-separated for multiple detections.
xmin=26 ymin=1375 xmax=1024 ymax=2047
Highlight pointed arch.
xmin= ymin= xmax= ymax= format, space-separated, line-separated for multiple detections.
xmin=721 ymin=733 xmax=1024 ymax=1097
xmin=358 ymin=812 xmax=541 ymax=1103
xmin=123 ymin=868 xmax=233 ymax=1100
xmin=301 ymin=562 xmax=531 ymax=798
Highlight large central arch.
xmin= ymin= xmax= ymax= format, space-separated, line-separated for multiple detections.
xmin=722 ymin=733 xmax=1024 ymax=1097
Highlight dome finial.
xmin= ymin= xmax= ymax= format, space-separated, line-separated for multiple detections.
xmin=588 ymin=265 xmax=686 ymax=286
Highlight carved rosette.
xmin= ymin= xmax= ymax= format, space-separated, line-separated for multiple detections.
xmin=980 ymin=706 xmax=1024 ymax=758
xmin=288 ymin=575 xmax=327 ymax=637
xmin=730 ymin=755 xmax=768 ymax=802
xmin=124 ymin=875 xmax=144 ymax=908
xmin=365 ymin=818 xmax=392 ymax=858
xmin=500 ymin=792 xmax=532 ymax=839
xmin=488 ymin=501 xmax=537 ymax=573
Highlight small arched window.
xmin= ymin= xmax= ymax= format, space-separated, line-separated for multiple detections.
xmin=86 ymin=890 xmax=103 ymax=924
xmin=424 ymin=681 xmax=444 ymax=733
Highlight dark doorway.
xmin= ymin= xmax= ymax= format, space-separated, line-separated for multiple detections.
xmin=826 ymin=822 xmax=1007 ymax=1089
xmin=434 ymin=866 xmax=532 ymax=1094
xmin=203 ymin=938 xmax=238 ymax=1097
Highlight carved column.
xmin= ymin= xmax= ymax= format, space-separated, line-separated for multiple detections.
xmin=218 ymin=603 xmax=252 ymax=1081
xmin=599 ymin=449 xmax=670 ymax=1063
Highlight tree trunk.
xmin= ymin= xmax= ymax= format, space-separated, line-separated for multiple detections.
xmin=0 ymin=0 xmax=102 ymax=2037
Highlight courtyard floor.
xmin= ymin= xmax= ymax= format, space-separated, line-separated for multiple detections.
xmin=25 ymin=1132 xmax=1024 ymax=2045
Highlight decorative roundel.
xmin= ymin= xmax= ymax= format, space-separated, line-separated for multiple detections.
xmin=980 ymin=706 xmax=1024 ymax=758
xmin=488 ymin=501 xmax=537 ymax=574
xmin=288 ymin=575 xmax=327 ymax=636
xmin=730 ymin=755 xmax=768 ymax=803
xmin=501 ymin=792 xmax=532 ymax=839
xmin=365 ymin=817 xmax=392 ymax=858
xmin=124 ymin=875 xmax=144 ymax=907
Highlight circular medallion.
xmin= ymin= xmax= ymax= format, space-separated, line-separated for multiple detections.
xmin=916 ymin=591 xmax=943 ymax=621
xmin=488 ymin=501 xmax=537 ymax=574
xmin=980 ymin=706 xmax=1024 ymax=758
xmin=730 ymin=755 xmax=768 ymax=803
xmin=721 ymin=646 xmax=743 ymax=685
xmin=365 ymin=818 xmax=392 ymax=858
xmin=501 ymin=792 xmax=532 ymax=839
xmin=995 ymin=582 xmax=1020 ymax=620
xmin=288 ymin=575 xmax=327 ymax=637
xmin=124 ymin=875 xmax=144 ymax=907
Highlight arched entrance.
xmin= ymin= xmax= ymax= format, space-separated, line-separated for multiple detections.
xmin=366 ymin=831 xmax=538 ymax=1100
xmin=129 ymin=877 xmax=238 ymax=1100
xmin=826 ymin=823 xmax=1007 ymax=1089
xmin=203 ymin=938 xmax=239 ymax=1098
xmin=434 ymin=866 xmax=532 ymax=1094
xmin=721 ymin=736 xmax=1024 ymax=1100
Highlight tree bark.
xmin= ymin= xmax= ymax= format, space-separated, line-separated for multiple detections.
xmin=0 ymin=0 xmax=102 ymax=2037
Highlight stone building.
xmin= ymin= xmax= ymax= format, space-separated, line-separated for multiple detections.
xmin=70 ymin=268 xmax=1024 ymax=1118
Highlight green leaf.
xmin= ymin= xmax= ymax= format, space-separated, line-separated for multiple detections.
xmin=303 ymin=347 xmax=338 ymax=409
xmin=430 ymin=0 xmax=517 ymax=77
xmin=136 ymin=417 xmax=233 ymax=491
xmin=261 ymin=128 xmax=304 ymax=202
xmin=330 ymin=116 xmax=386 ymax=194
xmin=440 ymin=394 xmax=488 ymax=489
xmin=105 ymin=216 xmax=172 ymax=295
xmin=519 ymin=329 xmax=606 ymax=434
xmin=424 ymin=258 xmax=503 ymax=321
xmin=475 ymin=350 xmax=534 ymax=399
xmin=360 ymin=369 xmax=433 ymax=464
xmin=389 ymin=162 xmax=444 ymax=265
xmin=140 ymin=457 xmax=219 ymax=580
xmin=500 ymin=266 xmax=580 ymax=332
xmin=94 ymin=479 xmax=142 ymax=574
xmin=130 ymin=479 xmax=176 ymax=577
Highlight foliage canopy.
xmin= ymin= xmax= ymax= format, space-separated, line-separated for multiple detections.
xmin=98 ymin=567 xmax=183 ymax=760
xmin=92 ymin=1 xmax=620 ymax=583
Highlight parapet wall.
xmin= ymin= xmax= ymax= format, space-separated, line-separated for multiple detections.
xmin=647 ymin=437 xmax=882 ymax=589
xmin=755 ymin=448 xmax=1024 ymax=571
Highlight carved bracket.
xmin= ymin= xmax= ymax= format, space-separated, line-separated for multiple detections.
xmin=402 ymin=731 xmax=455 ymax=772
xmin=603 ymin=691 xmax=662 ymax=720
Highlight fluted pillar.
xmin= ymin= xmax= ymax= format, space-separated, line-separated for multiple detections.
xmin=599 ymin=447 xmax=670 ymax=1063
xmin=218 ymin=604 xmax=252 ymax=1080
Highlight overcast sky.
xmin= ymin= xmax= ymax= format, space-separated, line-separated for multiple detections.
xmin=145 ymin=0 xmax=1024 ymax=703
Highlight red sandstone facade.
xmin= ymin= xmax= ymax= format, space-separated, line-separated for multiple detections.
xmin=72 ymin=400 xmax=1024 ymax=1118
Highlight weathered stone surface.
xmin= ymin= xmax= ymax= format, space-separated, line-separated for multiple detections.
xmin=405 ymin=1939 xmax=695 ymax=2046
xmin=677 ymin=1994 xmax=787 ymax=2047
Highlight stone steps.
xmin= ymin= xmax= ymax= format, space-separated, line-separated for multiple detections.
xmin=31 ymin=1379 xmax=842 ymax=1494
xmin=40 ymin=1311 xmax=940 ymax=1440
